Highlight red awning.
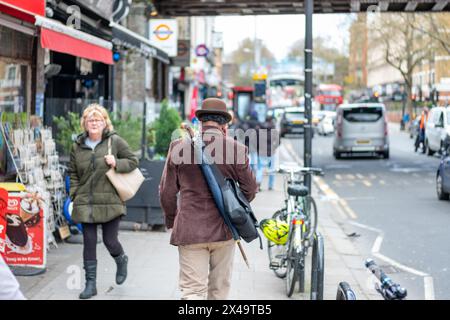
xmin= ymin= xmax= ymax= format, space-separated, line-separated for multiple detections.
xmin=36 ymin=16 xmax=113 ymax=65
xmin=0 ymin=0 xmax=45 ymax=23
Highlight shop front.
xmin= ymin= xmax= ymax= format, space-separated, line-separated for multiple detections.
xmin=0 ymin=0 xmax=44 ymax=116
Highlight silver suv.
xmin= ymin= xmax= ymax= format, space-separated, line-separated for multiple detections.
xmin=333 ymin=103 xmax=389 ymax=159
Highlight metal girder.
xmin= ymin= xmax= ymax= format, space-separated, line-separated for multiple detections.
xmin=154 ymin=0 xmax=450 ymax=16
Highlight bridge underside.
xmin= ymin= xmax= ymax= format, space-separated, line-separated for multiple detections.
xmin=154 ymin=0 xmax=450 ymax=16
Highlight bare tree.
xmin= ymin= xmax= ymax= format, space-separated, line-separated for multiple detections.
xmin=370 ymin=13 xmax=434 ymax=117
xmin=410 ymin=13 xmax=450 ymax=55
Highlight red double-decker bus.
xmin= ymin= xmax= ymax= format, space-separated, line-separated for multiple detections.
xmin=315 ymin=84 xmax=343 ymax=111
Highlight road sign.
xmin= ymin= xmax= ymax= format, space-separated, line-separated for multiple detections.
xmin=172 ymin=40 xmax=190 ymax=67
xmin=149 ymin=19 xmax=178 ymax=57
xmin=195 ymin=44 xmax=209 ymax=57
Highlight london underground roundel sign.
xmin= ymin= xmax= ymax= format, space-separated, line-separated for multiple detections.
xmin=195 ymin=44 xmax=209 ymax=57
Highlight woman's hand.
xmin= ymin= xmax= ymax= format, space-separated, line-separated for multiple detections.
xmin=104 ymin=155 xmax=116 ymax=168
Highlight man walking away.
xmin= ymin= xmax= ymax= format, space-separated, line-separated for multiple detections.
xmin=159 ymin=98 xmax=258 ymax=300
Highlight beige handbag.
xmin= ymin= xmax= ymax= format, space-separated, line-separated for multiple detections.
xmin=105 ymin=137 xmax=144 ymax=202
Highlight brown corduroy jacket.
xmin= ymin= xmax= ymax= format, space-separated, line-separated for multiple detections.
xmin=159 ymin=125 xmax=258 ymax=246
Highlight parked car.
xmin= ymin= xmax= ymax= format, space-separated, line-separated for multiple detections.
xmin=317 ymin=111 xmax=336 ymax=136
xmin=436 ymin=145 xmax=450 ymax=200
xmin=409 ymin=114 xmax=421 ymax=139
xmin=280 ymin=107 xmax=310 ymax=137
xmin=312 ymin=110 xmax=326 ymax=132
xmin=333 ymin=103 xmax=389 ymax=159
xmin=424 ymin=106 xmax=450 ymax=156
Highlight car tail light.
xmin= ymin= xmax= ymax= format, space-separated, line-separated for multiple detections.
xmin=336 ymin=111 xmax=343 ymax=138
xmin=384 ymin=115 xmax=388 ymax=136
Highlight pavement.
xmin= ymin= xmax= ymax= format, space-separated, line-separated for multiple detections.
xmin=15 ymin=142 xmax=380 ymax=300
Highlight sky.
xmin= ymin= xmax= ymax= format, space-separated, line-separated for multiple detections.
xmin=214 ymin=14 xmax=355 ymax=62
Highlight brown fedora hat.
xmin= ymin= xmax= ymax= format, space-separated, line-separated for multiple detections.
xmin=195 ymin=98 xmax=232 ymax=122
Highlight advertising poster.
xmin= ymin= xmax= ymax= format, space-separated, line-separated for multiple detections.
xmin=0 ymin=187 xmax=46 ymax=268
xmin=0 ymin=188 xmax=6 ymax=253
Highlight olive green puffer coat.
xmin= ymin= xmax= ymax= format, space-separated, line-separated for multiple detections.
xmin=68 ymin=130 xmax=139 ymax=224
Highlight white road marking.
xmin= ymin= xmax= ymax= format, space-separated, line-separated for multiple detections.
xmin=348 ymin=220 xmax=435 ymax=300
xmin=362 ymin=180 xmax=372 ymax=187
xmin=424 ymin=276 xmax=436 ymax=300
xmin=344 ymin=181 xmax=356 ymax=187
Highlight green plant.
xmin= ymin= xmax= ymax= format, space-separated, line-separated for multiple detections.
xmin=110 ymin=112 xmax=142 ymax=152
xmin=53 ymin=112 xmax=82 ymax=155
xmin=153 ymin=99 xmax=182 ymax=157
xmin=1 ymin=112 xmax=27 ymax=129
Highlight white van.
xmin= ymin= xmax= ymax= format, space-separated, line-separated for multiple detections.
xmin=333 ymin=103 xmax=389 ymax=159
xmin=424 ymin=106 xmax=450 ymax=155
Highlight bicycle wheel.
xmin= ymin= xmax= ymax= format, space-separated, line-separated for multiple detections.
xmin=286 ymin=229 xmax=299 ymax=297
xmin=304 ymin=195 xmax=318 ymax=241
xmin=267 ymin=209 xmax=288 ymax=278
xmin=298 ymin=255 xmax=305 ymax=293
xmin=310 ymin=232 xmax=325 ymax=300
xmin=336 ymin=282 xmax=356 ymax=300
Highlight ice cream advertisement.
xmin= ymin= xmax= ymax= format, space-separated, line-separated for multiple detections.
xmin=0 ymin=190 xmax=45 ymax=267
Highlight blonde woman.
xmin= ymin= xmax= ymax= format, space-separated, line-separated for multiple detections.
xmin=68 ymin=104 xmax=138 ymax=299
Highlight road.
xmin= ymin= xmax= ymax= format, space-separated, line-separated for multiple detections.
xmin=282 ymin=123 xmax=449 ymax=300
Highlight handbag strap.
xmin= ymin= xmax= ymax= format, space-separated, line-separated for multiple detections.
xmin=107 ymin=137 xmax=112 ymax=155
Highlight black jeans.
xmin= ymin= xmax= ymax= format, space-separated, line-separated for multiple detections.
xmin=82 ymin=217 xmax=124 ymax=261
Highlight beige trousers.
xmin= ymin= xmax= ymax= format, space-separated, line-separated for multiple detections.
xmin=178 ymin=239 xmax=235 ymax=300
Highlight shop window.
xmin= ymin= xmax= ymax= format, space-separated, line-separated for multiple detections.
xmin=0 ymin=60 xmax=29 ymax=113
xmin=7 ymin=66 xmax=16 ymax=80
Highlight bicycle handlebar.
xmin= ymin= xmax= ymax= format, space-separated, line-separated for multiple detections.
xmin=276 ymin=164 xmax=324 ymax=176
xmin=365 ymin=258 xmax=407 ymax=300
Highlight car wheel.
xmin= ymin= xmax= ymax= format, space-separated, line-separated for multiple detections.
xmin=436 ymin=173 xmax=450 ymax=200
xmin=333 ymin=150 xmax=341 ymax=160
xmin=426 ymin=140 xmax=435 ymax=156
xmin=440 ymin=141 xmax=446 ymax=155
